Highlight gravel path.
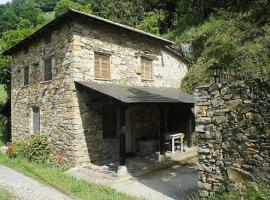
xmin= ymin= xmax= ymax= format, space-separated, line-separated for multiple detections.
xmin=0 ymin=165 xmax=74 ymax=200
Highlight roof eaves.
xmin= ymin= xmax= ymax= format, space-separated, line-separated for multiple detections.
xmin=163 ymin=45 xmax=192 ymax=65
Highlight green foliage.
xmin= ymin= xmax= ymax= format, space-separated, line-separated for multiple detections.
xmin=0 ymin=28 xmax=34 ymax=51
xmin=136 ymin=11 xmax=164 ymax=35
xmin=54 ymin=0 xmax=91 ymax=17
xmin=0 ymin=7 xmax=20 ymax=34
xmin=89 ymin=0 xmax=145 ymax=27
xmin=193 ymin=183 xmax=270 ymax=200
xmin=0 ymin=154 xmax=139 ymax=200
xmin=7 ymin=134 xmax=52 ymax=164
xmin=34 ymin=0 xmax=58 ymax=12
xmin=25 ymin=134 xmax=52 ymax=163
xmin=177 ymin=12 xmax=270 ymax=91
xmin=0 ymin=116 xmax=7 ymax=147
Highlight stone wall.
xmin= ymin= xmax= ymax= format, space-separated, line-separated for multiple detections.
xmin=70 ymin=17 xmax=187 ymax=88
xmin=11 ymin=15 xmax=188 ymax=166
xmin=194 ymin=80 xmax=270 ymax=197
xmin=11 ymin=22 xmax=83 ymax=165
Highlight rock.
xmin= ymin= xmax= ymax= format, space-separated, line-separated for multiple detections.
xmin=198 ymin=148 xmax=210 ymax=154
xmin=246 ymin=112 xmax=255 ymax=121
xmin=227 ymin=167 xmax=255 ymax=183
xmin=212 ymin=116 xmax=226 ymax=125
xmin=196 ymin=117 xmax=212 ymax=124
xmin=225 ymin=99 xmax=242 ymax=110
xmin=213 ymin=109 xmax=230 ymax=116
xmin=0 ymin=146 xmax=8 ymax=153
xmin=198 ymin=181 xmax=212 ymax=190
xmin=195 ymin=106 xmax=208 ymax=117
xmin=212 ymin=97 xmax=224 ymax=108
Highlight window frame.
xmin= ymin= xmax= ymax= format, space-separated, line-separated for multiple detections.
xmin=32 ymin=107 xmax=40 ymax=135
xmin=140 ymin=57 xmax=153 ymax=80
xmin=94 ymin=52 xmax=111 ymax=80
xmin=23 ymin=65 xmax=30 ymax=86
xmin=43 ymin=57 xmax=53 ymax=81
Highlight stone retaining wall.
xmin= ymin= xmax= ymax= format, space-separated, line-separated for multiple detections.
xmin=194 ymin=80 xmax=270 ymax=197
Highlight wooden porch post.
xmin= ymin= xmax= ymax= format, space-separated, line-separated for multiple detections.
xmin=119 ymin=106 xmax=126 ymax=166
xmin=117 ymin=105 xmax=128 ymax=176
xmin=159 ymin=105 xmax=166 ymax=156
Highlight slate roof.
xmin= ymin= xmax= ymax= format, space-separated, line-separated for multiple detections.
xmin=3 ymin=9 xmax=173 ymax=55
xmin=76 ymin=81 xmax=194 ymax=104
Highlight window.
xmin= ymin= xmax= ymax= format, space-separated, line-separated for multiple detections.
xmin=32 ymin=107 xmax=40 ymax=134
xmin=44 ymin=57 xmax=52 ymax=81
xmin=23 ymin=46 xmax=29 ymax=55
xmin=44 ymin=34 xmax=52 ymax=45
xmin=103 ymin=106 xmax=117 ymax=138
xmin=141 ymin=57 xmax=153 ymax=80
xmin=23 ymin=66 xmax=29 ymax=86
xmin=94 ymin=53 xmax=110 ymax=79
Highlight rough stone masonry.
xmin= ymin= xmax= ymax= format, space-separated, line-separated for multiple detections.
xmin=194 ymin=79 xmax=270 ymax=197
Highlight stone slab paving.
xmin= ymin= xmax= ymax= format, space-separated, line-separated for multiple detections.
xmin=0 ymin=165 xmax=75 ymax=200
xmin=67 ymin=156 xmax=198 ymax=200
xmin=112 ymin=164 xmax=198 ymax=200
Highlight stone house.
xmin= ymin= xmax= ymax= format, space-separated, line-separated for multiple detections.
xmin=3 ymin=9 xmax=194 ymax=167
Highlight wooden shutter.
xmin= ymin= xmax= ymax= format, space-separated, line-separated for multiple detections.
xmin=103 ymin=106 xmax=117 ymax=138
xmin=141 ymin=58 xmax=153 ymax=80
xmin=44 ymin=57 xmax=52 ymax=81
xmin=94 ymin=53 xmax=110 ymax=79
xmin=24 ymin=66 xmax=29 ymax=85
xmin=32 ymin=107 xmax=40 ymax=134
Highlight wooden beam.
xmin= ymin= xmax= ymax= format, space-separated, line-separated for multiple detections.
xmin=159 ymin=105 xmax=166 ymax=155
xmin=118 ymin=106 xmax=126 ymax=166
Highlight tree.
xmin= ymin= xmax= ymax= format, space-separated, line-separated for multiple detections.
xmin=55 ymin=0 xmax=91 ymax=17
xmin=89 ymin=0 xmax=145 ymax=27
xmin=19 ymin=0 xmax=46 ymax=27
xmin=0 ymin=7 xmax=20 ymax=34
xmin=34 ymin=0 xmax=59 ymax=12
xmin=136 ymin=11 xmax=164 ymax=35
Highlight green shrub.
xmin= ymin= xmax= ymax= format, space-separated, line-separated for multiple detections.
xmin=193 ymin=182 xmax=270 ymax=200
xmin=6 ymin=140 xmax=26 ymax=158
xmin=7 ymin=134 xmax=52 ymax=164
xmin=25 ymin=135 xmax=52 ymax=163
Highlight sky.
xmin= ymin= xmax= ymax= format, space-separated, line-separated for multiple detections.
xmin=0 ymin=0 xmax=10 ymax=5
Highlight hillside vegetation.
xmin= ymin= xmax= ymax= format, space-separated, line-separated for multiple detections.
xmin=0 ymin=0 xmax=269 ymax=95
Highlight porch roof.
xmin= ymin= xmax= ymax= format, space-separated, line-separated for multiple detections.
xmin=75 ymin=81 xmax=194 ymax=104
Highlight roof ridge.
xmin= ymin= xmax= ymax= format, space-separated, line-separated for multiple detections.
xmin=2 ymin=9 xmax=173 ymax=55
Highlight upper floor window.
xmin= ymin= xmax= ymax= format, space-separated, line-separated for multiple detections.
xmin=23 ymin=46 xmax=29 ymax=55
xmin=44 ymin=34 xmax=52 ymax=45
xmin=141 ymin=57 xmax=153 ymax=80
xmin=94 ymin=52 xmax=110 ymax=79
xmin=44 ymin=57 xmax=52 ymax=81
xmin=23 ymin=65 xmax=29 ymax=86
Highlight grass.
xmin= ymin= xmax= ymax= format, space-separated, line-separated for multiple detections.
xmin=0 ymin=187 xmax=17 ymax=200
xmin=0 ymin=154 xmax=139 ymax=200
xmin=192 ymin=183 xmax=270 ymax=200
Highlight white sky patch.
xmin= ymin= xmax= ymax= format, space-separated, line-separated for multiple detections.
xmin=0 ymin=0 xmax=11 ymax=5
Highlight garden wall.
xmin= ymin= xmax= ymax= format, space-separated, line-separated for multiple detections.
xmin=194 ymin=79 xmax=270 ymax=197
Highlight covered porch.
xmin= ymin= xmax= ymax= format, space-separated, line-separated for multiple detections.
xmin=75 ymin=81 xmax=194 ymax=175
